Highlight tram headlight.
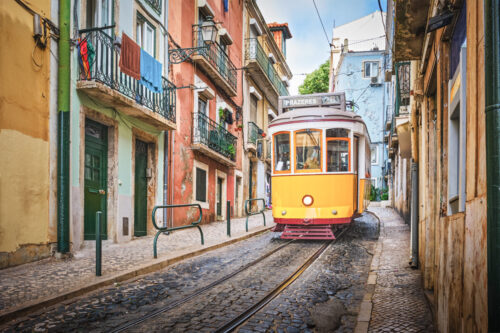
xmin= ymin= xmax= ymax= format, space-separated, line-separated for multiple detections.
xmin=302 ymin=195 xmax=314 ymax=206
xmin=281 ymin=210 xmax=287 ymax=216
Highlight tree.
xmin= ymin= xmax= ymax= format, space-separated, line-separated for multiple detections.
xmin=298 ymin=59 xmax=330 ymax=95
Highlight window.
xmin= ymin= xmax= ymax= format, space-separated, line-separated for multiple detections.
xmin=326 ymin=128 xmax=350 ymax=172
xmin=295 ymin=129 xmax=322 ymax=172
xmin=198 ymin=97 xmax=207 ymax=115
xmin=447 ymin=42 xmax=466 ymax=215
xmin=371 ymin=146 xmax=378 ymax=165
xmin=274 ymin=132 xmax=290 ymax=172
xmin=250 ymin=94 xmax=258 ymax=123
xmin=363 ymin=61 xmax=379 ymax=78
xmin=86 ymin=0 xmax=113 ymax=30
xmin=195 ymin=168 xmax=207 ymax=202
xmin=136 ymin=14 xmax=155 ymax=56
xmin=193 ymin=161 xmax=209 ymax=208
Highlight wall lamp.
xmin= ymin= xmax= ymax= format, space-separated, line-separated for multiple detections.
xmin=168 ymin=17 xmax=218 ymax=64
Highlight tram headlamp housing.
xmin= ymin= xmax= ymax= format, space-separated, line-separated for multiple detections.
xmin=281 ymin=210 xmax=287 ymax=216
xmin=302 ymin=195 xmax=314 ymax=206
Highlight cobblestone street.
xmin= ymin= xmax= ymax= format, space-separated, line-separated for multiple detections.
xmin=1 ymin=212 xmax=379 ymax=332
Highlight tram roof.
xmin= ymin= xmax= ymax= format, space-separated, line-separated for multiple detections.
xmin=270 ymin=107 xmax=363 ymax=125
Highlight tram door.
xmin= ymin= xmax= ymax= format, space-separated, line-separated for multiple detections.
xmin=353 ymin=137 xmax=359 ymax=211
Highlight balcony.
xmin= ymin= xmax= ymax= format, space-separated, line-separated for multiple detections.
xmin=245 ymin=38 xmax=289 ymax=109
xmin=77 ymin=29 xmax=176 ymax=131
xmin=385 ymin=105 xmax=393 ymax=131
xmin=192 ymin=26 xmax=237 ymax=97
xmin=144 ymin=0 xmax=162 ymax=14
xmin=247 ymin=121 xmax=263 ymax=152
xmin=192 ymin=112 xmax=237 ymax=167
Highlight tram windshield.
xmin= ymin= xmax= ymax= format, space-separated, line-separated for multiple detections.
xmin=295 ymin=129 xmax=322 ymax=171
xmin=326 ymin=128 xmax=350 ymax=172
xmin=274 ymin=133 xmax=290 ymax=172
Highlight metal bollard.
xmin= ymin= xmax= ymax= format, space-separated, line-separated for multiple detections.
xmin=226 ymin=200 xmax=231 ymax=237
xmin=96 ymin=211 xmax=102 ymax=276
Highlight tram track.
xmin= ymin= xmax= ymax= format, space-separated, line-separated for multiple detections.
xmin=215 ymin=224 xmax=351 ymax=333
xmin=110 ymin=239 xmax=295 ymax=333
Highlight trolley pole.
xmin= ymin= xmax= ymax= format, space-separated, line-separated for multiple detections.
xmin=226 ymin=201 xmax=231 ymax=237
xmin=96 ymin=211 xmax=102 ymax=276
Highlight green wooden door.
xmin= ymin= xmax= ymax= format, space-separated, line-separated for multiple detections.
xmin=84 ymin=119 xmax=108 ymax=240
xmin=134 ymin=140 xmax=148 ymax=237
xmin=217 ymin=177 xmax=223 ymax=217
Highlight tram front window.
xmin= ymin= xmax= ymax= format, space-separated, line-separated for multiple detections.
xmin=327 ymin=140 xmax=349 ymax=172
xmin=295 ymin=130 xmax=321 ymax=171
xmin=274 ymin=133 xmax=290 ymax=172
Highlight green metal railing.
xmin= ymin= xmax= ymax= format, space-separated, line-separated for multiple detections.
xmin=247 ymin=121 xmax=262 ymax=146
xmin=152 ymin=204 xmax=204 ymax=258
xmin=193 ymin=25 xmax=237 ymax=92
xmin=245 ymin=38 xmax=289 ymax=96
xmin=244 ymin=198 xmax=266 ymax=232
xmin=78 ymin=29 xmax=176 ymax=123
xmin=193 ymin=112 xmax=237 ymax=161
xmin=395 ymin=62 xmax=410 ymax=117
xmin=144 ymin=0 xmax=162 ymax=14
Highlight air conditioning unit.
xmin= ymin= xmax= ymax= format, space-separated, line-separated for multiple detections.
xmin=370 ymin=76 xmax=382 ymax=86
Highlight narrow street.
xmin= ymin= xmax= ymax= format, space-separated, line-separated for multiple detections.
xmin=1 ymin=213 xmax=378 ymax=332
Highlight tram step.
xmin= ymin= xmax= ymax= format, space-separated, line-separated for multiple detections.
xmin=281 ymin=225 xmax=336 ymax=240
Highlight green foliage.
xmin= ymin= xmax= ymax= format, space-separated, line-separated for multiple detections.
xmin=227 ymin=144 xmax=235 ymax=157
xmin=298 ymin=60 xmax=330 ymax=95
xmin=218 ymin=107 xmax=225 ymax=121
xmin=370 ymin=185 xmax=378 ymax=201
xmin=380 ymin=188 xmax=388 ymax=201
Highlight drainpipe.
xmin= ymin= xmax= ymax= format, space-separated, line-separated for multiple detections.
xmin=485 ymin=0 xmax=500 ymax=331
xmin=57 ymin=0 xmax=71 ymax=253
xmin=163 ymin=131 xmax=169 ymax=228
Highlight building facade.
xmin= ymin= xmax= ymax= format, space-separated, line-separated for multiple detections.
xmin=333 ymin=49 xmax=389 ymax=191
xmin=388 ymin=0 xmax=500 ymax=331
xmin=241 ymin=1 xmax=292 ymax=215
xmin=0 ymin=0 xmax=58 ymax=268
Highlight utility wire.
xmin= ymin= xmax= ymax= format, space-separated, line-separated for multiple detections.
xmin=312 ymin=0 xmax=332 ymax=47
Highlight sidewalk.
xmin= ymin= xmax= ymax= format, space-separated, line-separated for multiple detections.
xmin=356 ymin=207 xmax=435 ymax=332
xmin=0 ymin=211 xmax=273 ymax=323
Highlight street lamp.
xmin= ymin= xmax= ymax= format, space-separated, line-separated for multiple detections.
xmin=169 ymin=17 xmax=218 ymax=64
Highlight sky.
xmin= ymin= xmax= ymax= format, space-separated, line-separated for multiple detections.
xmin=258 ymin=0 xmax=387 ymax=95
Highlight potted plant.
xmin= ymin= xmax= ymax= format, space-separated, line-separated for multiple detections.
xmin=261 ymin=132 xmax=267 ymax=138
xmin=227 ymin=144 xmax=236 ymax=158
xmin=218 ymin=107 xmax=225 ymax=123
xmin=237 ymin=124 xmax=243 ymax=131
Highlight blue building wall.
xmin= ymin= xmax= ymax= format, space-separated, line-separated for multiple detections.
xmin=335 ymin=50 xmax=388 ymax=190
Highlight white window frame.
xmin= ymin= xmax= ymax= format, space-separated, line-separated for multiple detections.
xmin=193 ymin=160 xmax=209 ymax=209
xmin=363 ymin=61 xmax=379 ymax=78
xmin=447 ymin=43 xmax=467 ymax=215
xmin=371 ymin=145 xmax=379 ymax=165
xmin=136 ymin=14 xmax=155 ymax=56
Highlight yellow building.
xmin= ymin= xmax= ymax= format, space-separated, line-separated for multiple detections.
xmin=0 ymin=0 xmax=57 ymax=267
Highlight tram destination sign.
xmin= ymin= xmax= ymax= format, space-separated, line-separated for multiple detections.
xmin=279 ymin=92 xmax=346 ymax=113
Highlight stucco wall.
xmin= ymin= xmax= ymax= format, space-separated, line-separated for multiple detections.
xmin=0 ymin=0 xmax=54 ymax=267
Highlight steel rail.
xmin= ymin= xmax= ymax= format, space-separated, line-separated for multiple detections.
xmin=110 ymin=239 xmax=295 ymax=333
xmin=215 ymin=225 xmax=351 ymax=333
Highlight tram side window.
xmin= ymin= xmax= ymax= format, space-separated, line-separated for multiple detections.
xmin=295 ymin=130 xmax=322 ymax=171
xmin=327 ymin=140 xmax=349 ymax=172
xmin=274 ymin=133 xmax=290 ymax=172
xmin=326 ymin=128 xmax=350 ymax=172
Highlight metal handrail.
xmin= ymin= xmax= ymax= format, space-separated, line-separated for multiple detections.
xmin=192 ymin=112 xmax=237 ymax=161
xmin=151 ymin=204 xmax=204 ymax=258
xmin=245 ymin=38 xmax=289 ymax=96
xmin=244 ymin=198 xmax=266 ymax=232
xmin=192 ymin=25 xmax=237 ymax=91
xmin=247 ymin=121 xmax=262 ymax=146
xmin=77 ymin=29 xmax=176 ymax=123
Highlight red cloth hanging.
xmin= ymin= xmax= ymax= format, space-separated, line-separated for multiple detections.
xmin=119 ymin=33 xmax=141 ymax=80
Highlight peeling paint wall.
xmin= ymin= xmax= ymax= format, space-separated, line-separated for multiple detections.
xmin=0 ymin=0 xmax=55 ymax=267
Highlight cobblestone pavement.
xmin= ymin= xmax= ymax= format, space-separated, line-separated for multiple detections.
xmin=1 ymin=213 xmax=378 ymax=333
xmin=238 ymin=213 xmax=379 ymax=333
xmin=367 ymin=207 xmax=434 ymax=333
xmin=0 ymin=211 xmax=273 ymax=317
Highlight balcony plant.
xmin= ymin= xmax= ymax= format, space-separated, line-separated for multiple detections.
xmin=227 ymin=143 xmax=236 ymax=159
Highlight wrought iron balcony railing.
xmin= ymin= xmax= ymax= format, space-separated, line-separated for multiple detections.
xmin=395 ymin=62 xmax=410 ymax=117
xmin=192 ymin=25 xmax=237 ymax=92
xmin=245 ymin=38 xmax=289 ymax=96
xmin=193 ymin=112 xmax=237 ymax=161
xmin=247 ymin=121 xmax=263 ymax=146
xmin=144 ymin=0 xmax=162 ymax=14
xmin=78 ymin=29 xmax=176 ymax=123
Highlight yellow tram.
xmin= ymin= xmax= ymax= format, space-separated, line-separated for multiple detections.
xmin=269 ymin=92 xmax=371 ymax=239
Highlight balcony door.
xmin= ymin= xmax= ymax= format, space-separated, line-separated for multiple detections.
xmin=134 ymin=140 xmax=148 ymax=237
xmin=86 ymin=0 xmax=113 ymax=30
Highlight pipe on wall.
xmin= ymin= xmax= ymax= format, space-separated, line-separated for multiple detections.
xmin=410 ymin=161 xmax=418 ymax=267
xmin=485 ymin=0 xmax=500 ymax=331
xmin=57 ymin=0 xmax=71 ymax=253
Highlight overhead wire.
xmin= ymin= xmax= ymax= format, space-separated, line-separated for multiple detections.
xmin=311 ymin=0 xmax=332 ymax=47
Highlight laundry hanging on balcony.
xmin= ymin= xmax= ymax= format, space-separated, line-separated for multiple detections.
xmin=119 ymin=33 xmax=141 ymax=80
xmin=223 ymin=0 xmax=229 ymax=12
xmin=139 ymin=48 xmax=163 ymax=93
xmin=77 ymin=37 xmax=95 ymax=79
